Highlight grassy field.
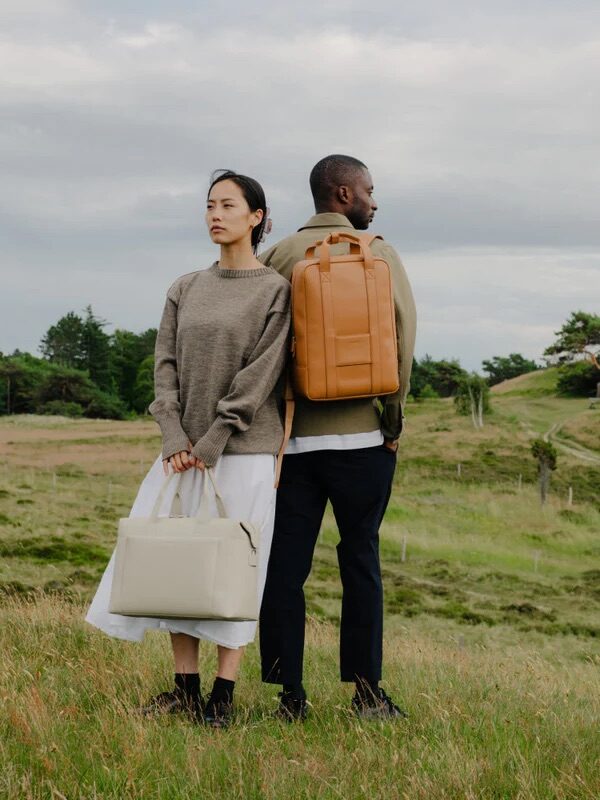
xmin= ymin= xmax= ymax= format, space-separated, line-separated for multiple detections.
xmin=1 ymin=372 xmax=599 ymax=799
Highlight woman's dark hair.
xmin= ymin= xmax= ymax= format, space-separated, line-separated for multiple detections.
xmin=207 ymin=169 xmax=267 ymax=253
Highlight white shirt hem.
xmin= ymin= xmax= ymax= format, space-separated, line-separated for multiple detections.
xmin=284 ymin=429 xmax=384 ymax=455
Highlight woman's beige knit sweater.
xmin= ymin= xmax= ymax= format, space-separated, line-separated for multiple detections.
xmin=149 ymin=264 xmax=291 ymax=466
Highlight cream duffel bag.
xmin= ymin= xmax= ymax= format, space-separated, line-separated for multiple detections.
xmin=108 ymin=469 xmax=259 ymax=621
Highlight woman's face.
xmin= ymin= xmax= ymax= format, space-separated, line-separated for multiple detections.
xmin=205 ymin=179 xmax=263 ymax=248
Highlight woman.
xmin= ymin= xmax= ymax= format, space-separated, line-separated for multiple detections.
xmin=86 ymin=170 xmax=291 ymax=727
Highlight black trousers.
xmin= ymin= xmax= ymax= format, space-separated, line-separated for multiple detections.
xmin=260 ymin=444 xmax=396 ymax=684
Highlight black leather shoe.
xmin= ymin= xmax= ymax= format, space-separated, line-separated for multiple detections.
xmin=276 ymin=689 xmax=308 ymax=722
xmin=203 ymin=696 xmax=234 ymax=729
xmin=139 ymin=689 xmax=204 ymax=722
xmin=351 ymin=687 xmax=408 ymax=720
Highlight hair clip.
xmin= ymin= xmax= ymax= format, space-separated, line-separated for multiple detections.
xmin=260 ymin=207 xmax=273 ymax=243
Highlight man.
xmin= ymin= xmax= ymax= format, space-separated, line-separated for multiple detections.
xmin=259 ymin=154 xmax=417 ymax=720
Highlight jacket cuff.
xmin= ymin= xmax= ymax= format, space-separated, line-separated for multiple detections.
xmin=154 ymin=413 xmax=190 ymax=460
xmin=191 ymin=419 xmax=233 ymax=466
xmin=380 ymin=400 xmax=404 ymax=441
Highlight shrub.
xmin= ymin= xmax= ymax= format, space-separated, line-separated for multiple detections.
xmin=410 ymin=356 xmax=468 ymax=398
xmin=0 ymin=354 xmax=52 ymax=414
xmin=531 ymin=439 xmax=557 ymax=505
xmin=419 ymin=383 xmax=439 ymax=399
xmin=84 ymin=391 xmax=128 ymax=420
xmin=38 ymin=400 xmax=84 ymax=417
xmin=35 ymin=364 xmax=96 ymax=407
xmin=557 ymin=362 xmax=598 ymax=396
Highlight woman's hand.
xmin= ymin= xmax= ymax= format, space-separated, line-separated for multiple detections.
xmin=186 ymin=441 xmax=206 ymax=471
xmin=162 ymin=442 xmax=206 ymax=474
xmin=162 ymin=444 xmax=198 ymax=475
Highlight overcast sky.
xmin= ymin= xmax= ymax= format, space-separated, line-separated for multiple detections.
xmin=1 ymin=0 xmax=599 ymax=371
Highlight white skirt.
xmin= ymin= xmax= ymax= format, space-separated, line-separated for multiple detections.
xmin=85 ymin=453 xmax=276 ymax=649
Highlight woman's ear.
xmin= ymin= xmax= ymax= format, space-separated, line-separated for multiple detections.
xmin=251 ymin=208 xmax=264 ymax=229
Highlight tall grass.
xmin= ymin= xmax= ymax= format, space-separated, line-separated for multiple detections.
xmin=1 ymin=405 xmax=599 ymax=799
xmin=1 ymin=597 xmax=598 ymax=800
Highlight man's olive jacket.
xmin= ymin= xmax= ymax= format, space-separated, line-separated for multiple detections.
xmin=259 ymin=213 xmax=417 ymax=440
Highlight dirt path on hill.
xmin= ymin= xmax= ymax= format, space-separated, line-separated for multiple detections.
xmin=543 ymin=421 xmax=600 ymax=465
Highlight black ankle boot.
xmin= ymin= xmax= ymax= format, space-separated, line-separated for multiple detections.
xmin=139 ymin=673 xmax=204 ymax=721
xmin=276 ymin=684 xmax=308 ymax=722
xmin=203 ymin=677 xmax=235 ymax=728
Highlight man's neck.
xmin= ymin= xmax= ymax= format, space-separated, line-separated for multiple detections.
xmin=314 ymin=205 xmax=347 ymax=216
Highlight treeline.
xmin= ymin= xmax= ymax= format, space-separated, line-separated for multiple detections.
xmin=411 ymin=353 xmax=543 ymax=399
xmin=411 ymin=311 xmax=599 ymax=400
xmin=0 ymin=309 xmax=597 ymax=420
xmin=411 ymin=352 xmax=597 ymax=400
xmin=0 ymin=307 xmax=156 ymax=419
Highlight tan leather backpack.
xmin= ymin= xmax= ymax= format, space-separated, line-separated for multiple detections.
xmin=290 ymin=231 xmax=399 ymax=400
xmin=275 ymin=231 xmax=398 ymax=485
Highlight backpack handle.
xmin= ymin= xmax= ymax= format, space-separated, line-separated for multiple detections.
xmin=305 ymin=232 xmax=382 ymax=272
xmin=305 ymin=234 xmax=361 ymax=259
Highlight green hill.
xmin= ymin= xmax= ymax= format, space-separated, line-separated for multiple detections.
xmin=491 ymin=367 xmax=559 ymax=396
xmin=0 ymin=408 xmax=598 ymax=799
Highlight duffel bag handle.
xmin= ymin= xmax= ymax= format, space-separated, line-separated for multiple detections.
xmin=203 ymin=469 xmax=228 ymax=519
xmin=150 ymin=467 xmax=228 ymax=521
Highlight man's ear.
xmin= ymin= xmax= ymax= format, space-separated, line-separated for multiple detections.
xmin=337 ymin=185 xmax=352 ymax=205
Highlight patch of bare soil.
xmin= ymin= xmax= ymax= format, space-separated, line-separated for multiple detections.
xmin=0 ymin=418 xmax=159 ymax=472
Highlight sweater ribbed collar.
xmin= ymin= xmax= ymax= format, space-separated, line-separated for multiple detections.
xmin=211 ymin=262 xmax=273 ymax=278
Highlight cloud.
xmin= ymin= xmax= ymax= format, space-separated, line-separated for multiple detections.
xmin=1 ymin=22 xmax=599 ymax=239
xmin=112 ymin=22 xmax=184 ymax=49
xmin=0 ymin=3 xmax=598 ymax=370
xmin=406 ymin=248 xmax=599 ymax=367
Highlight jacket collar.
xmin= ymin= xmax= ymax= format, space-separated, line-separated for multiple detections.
xmin=298 ymin=212 xmax=355 ymax=231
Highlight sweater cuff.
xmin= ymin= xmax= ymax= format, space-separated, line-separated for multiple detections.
xmin=191 ymin=418 xmax=233 ymax=466
xmin=155 ymin=413 xmax=190 ymax=460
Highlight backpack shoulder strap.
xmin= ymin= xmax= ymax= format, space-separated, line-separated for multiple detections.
xmin=274 ymin=372 xmax=295 ymax=488
xmin=358 ymin=233 xmax=384 ymax=248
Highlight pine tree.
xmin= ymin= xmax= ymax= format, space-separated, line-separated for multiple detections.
xmin=81 ymin=306 xmax=113 ymax=392
xmin=39 ymin=312 xmax=86 ymax=368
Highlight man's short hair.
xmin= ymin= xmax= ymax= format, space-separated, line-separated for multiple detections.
xmin=309 ymin=154 xmax=368 ymax=206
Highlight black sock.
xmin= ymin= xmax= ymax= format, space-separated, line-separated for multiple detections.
xmin=210 ymin=676 xmax=235 ymax=705
xmin=355 ymin=678 xmax=379 ymax=703
xmin=174 ymin=672 xmax=201 ymax=700
xmin=283 ymin=683 xmax=306 ymax=700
